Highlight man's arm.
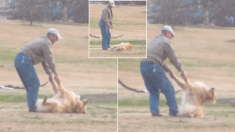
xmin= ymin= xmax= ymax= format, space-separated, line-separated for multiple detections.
xmin=164 ymin=42 xmax=182 ymax=72
xmin=102 ymin=8 xmax=111 ymax=27
xmin=41 ymin=44 xmax=57 ymax=74
xmin=41 ymin=60 xmax=51 ymax=74
xmin=162 ymin=63 xmax=170 ymax=72
xmin=164 ymin=42 xmax=187 ymax=81
xmin=42 ymin=44 xmax=60 ymax=83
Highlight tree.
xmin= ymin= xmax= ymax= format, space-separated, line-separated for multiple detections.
xmin=11 ymin=0 xmax=88 ymax=24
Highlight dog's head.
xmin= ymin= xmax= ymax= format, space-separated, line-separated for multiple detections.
xmin=207 ymin=87 xmax=216 ymax=104
xmin=74 ymin=99 xmax=88 ymax=114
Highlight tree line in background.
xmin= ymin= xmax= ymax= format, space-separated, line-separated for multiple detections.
xmin=148 ymin=0 xmax=235 ymax=28
xmin=7 ymin=0 xmax=88 ymax=25
xmin=90 ymin=1 xmax=146 ymax=5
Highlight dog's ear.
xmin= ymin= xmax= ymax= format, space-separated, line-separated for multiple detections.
xmin=208 ymin=87 xmax=216 ymax=104
xmin=209 ymin=87 xmax=216 ymax=95
xmin=82 ymin=99 xmax=88 ymax=114
xmin=210 ymin=87 xmax=215 ymax=91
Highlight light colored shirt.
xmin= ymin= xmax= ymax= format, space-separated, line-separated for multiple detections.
xmin=21 ymin=36 xmax=56 ymax=74
xmin=142 ymin=34 xmax=183 ymax=72
xmin=100 ymin=5 xmax=113 ymax=26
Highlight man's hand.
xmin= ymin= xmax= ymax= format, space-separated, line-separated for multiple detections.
xmin=110 ymin=25 xmax=113 ymax=28
xmin=168 ymin=70 xmax=175 ymax=79
xmin=181 ymin=71 xmax=187 ymax=81
xmin=108 ymin=25 xmax=111 ymax=28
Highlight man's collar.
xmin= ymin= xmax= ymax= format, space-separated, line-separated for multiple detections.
xmin=43 ymin=36 xmax=52 ymax=45
xmin=107 ymin=5 xmax=111 ymax=9
xmin=159 ymin=33 xmax=171 ymax=41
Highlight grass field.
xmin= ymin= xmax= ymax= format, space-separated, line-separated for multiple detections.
xmin=118 ymin=24 xmax=235 ymax=132
xmin=0 ymin=20 xmax=117 ymax=132
xmin=89 ymin=4 xmax=146 ymax=57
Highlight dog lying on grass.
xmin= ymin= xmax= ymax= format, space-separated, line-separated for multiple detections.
xmin=171 ymin=73 xmax=216 ymax=117
xmin=108 ymin=43 xmax=133 ymax=51
xmin=36 ymin=79 xmax=88 ymax=113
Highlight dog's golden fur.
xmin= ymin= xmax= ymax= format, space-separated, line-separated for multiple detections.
xmin=36 ymin=79 xmax=88 ymax=113
xmin=171 ymin=75 xmax=216 ymax=117
xmin=108 ymin=43 xmax=133 ymax=51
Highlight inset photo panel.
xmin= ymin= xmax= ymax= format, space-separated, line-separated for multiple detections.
xmin=89 ymin=0 xmax=147 ymax=58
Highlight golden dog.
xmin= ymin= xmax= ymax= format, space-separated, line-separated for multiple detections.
xmin=108 ymin=43 xmax=133 ymax=51
xmin=36 ymin=79 xmax=88 ymax=113
xmin=171 ymin=74 xmax=216 ymax=117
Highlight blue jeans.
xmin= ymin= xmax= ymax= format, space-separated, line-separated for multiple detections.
xmin=14 ymin=53 xmax=40 ymax=109
xmin=99 ymin=20 xmax=111 ymax=49
xmin=140 ymin=61 xmax=178 ymax=115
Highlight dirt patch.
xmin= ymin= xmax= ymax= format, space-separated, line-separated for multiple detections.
xmin=0 ymin=103 xmax=117 ymax=132
xmin=81 ymin=93 xmax=117 ymax=102
xmin=227 ymin=39 xmax=235 ymax=42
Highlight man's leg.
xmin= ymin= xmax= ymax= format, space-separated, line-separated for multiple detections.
xmin=99 ymin=20 xmax=108 ymax=50
xmin=14 ymin=54 xmax=40 ymax=110
xmin=140 ymin=64 xmax=160 ymax=114
xmin=150 ymin=64 xmax=178 ymax=115
xmin=107 ymin=26 xmax=111 ymax=48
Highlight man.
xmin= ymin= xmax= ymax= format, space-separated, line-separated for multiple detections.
xmin=99 ymin=0 xmax=115 ymax=50
xmin=14 ymin=28 xmax=61 ymax=112
xmin=230 ymin=15 xmax=234 ymax=27
xmin=140 ymin=25 xmax=187 ymax=117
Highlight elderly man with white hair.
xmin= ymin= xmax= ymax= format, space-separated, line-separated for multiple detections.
xmin=140 ymin=25 xmax=187 ymax=117
xmin=99 ymin=0 xmax=115 ymax=50
xmin=14 ymin=28 xmax=62 ymax=112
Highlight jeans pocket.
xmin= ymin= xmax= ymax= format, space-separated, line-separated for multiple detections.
xmin=99 ymin=21 xmax=103 ymax=28
xmin=22 ymin=55 xmax=32 ymax=65
xmin=152 ymin=64 xmax=160 ymax=73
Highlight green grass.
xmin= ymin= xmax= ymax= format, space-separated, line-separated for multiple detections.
xmin=118 ymin=57 xmax=235 ymax=73
xmin=90 ymin=18 xmax=145 ymax=29
xmin=205 ymin=110 xmax=235 ymax=117
xmin=118 ymin=58 xmax=141 ymax=72
xmin=0 ymin=46 xmax=18 ymax=62
xmin=0 ymin=93 xmax=54 ymax=103
xmin=53 ymin=54 xmax=117 ymax=68
xmin=0 ymin=46 xmax=117 ymax=67
xmin=179 ymin=57 xmax=235 ymax=68
xmin=151 ymin=24 xmax=235 ymax=31
xmin=112 ymin=19 xmax=146 ymax=26
xmin=118 ymin=97 xmax=173 ymax=107
xmin=90 ymin=40 xmax=146 ymax=45
xmin=89 ymin=18 xmax=100 ymax=28
xmin=118 ymin=96 xmax=233 ymax=108
xmin=0 ymin=93 xmax=118 ymax=108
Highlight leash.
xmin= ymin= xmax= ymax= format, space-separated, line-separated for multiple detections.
xmin=89 ymin=105 xmax=116 ymax=110
xmin=220 ymin=96 xmax=235 ymax=107
xmin=0 ymin=82 xmax=48 ymax=89
xmin=118 ymin=79 xmax=182 ymax=94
